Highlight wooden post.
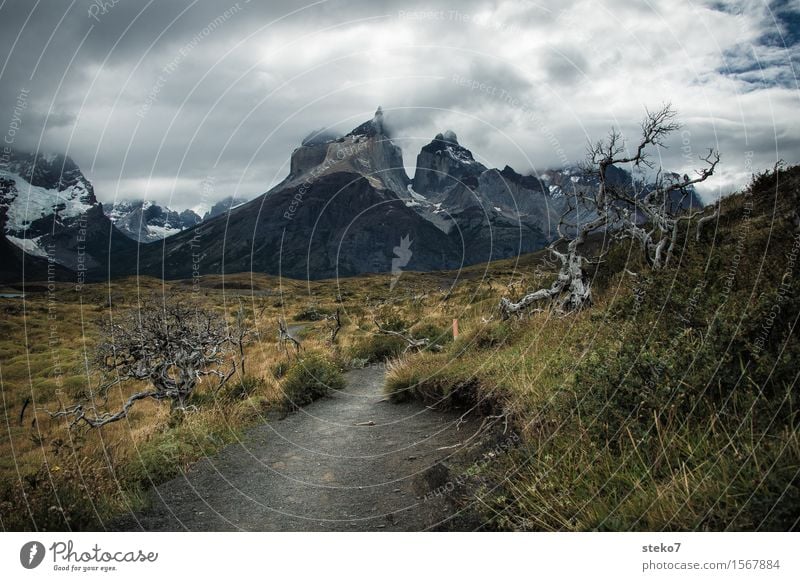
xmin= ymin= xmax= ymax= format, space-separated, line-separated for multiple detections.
xmin=452 ymin=318 xmax=459 ymax=339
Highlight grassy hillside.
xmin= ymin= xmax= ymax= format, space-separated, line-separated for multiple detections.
xmin=1 ymin=165 xmax=797 ymax=531
xmin=385 ymin=164 xmax=800 ymax=530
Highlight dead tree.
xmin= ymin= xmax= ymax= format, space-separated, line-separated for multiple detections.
xmin=501 ymin=163 xmax=610 ymax=317
xmin=51 ymin=298 xmax=236 ymax=428
xmin=325 ymin=308 xmax=342 ymax=344
xmin=501 ymin=104 xmax=719 ymax=317
xmin=231 ymin=299 xmax=255 ymax=376
xmin=278 ymin=319 xmax=301 ymax=355
xmin=589 ymin=104 xmax=719 ymax=269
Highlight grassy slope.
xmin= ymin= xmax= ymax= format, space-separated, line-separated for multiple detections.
xmin=385 ymin=165 xmax=800 ymax=530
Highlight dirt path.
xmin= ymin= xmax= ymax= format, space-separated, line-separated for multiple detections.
xmin=112 ymin=366 xmax=485 ymax=531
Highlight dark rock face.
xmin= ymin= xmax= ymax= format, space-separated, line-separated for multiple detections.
xmin=179 ymin=208 xmax=203 ymax=226
xmin=411 ymin=132 xmax=558 ymax=245
xmin=412 ymin=130 xmax=487 ymax=201
xmin=447 ymin=205 xmax=550 ymax=266
xmin=123 ymin=173 xmax=460 ymax=280
xmin=202 ymin=196 xmax=246 ymax=220
xmin=0 ymin=233 xmax=73 ymax=283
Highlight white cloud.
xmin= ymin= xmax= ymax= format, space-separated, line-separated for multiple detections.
xmin=0 ymin=0 xmax=797 ymax=208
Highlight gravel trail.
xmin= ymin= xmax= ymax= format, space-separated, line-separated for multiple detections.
xmin=113 ymin=365 xmax=484 ymax=531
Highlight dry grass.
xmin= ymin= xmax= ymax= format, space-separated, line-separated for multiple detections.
xmin=0 ymin=254 xmax=544 ymax=530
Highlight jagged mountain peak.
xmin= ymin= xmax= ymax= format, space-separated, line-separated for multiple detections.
xmin=1 ymin=148 xmax=136 ymax=275
xmin=346 ymin=106 xmax=386 ymax=138
xmin=2 ymin=149 xmax=96 ymax=203
xmin=412 ymin=131 xmax=487 ymax=199
xmin=1 ymin=149 xmax=99 ymax=239
xmin=287 ymin=107 xmax=409 ymax=195
xmin=105 ymin=199 xmax=204 ymax=243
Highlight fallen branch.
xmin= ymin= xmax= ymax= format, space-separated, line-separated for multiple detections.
xmin=373 ymin=320 xmax=441 ymax=353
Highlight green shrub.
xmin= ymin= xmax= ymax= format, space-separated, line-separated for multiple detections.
xmin=384 ymin=355 xmax=485 ymax=409
xmin=452 ymin=321 xmax=512 ymax=352
xmin=123 ymin=431 xmax=197 ymax=487
xmin=281 ymin=354 xmax=345 ymax=408
xmin=410 ymin=322 xmax=452 ymax=350
xmin=270 ymin=360 xmax=289 ymax=379
xmin=349 ymin=334 xmax=405 ymax=362
xmin=0 ymin=460 xmax=113 ymax=531
xmin=375 ymin=314 xmax=409 ymax=332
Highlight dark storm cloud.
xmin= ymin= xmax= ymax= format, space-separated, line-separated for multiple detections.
xmin=1 ymin=0 xmax=798 ymax=209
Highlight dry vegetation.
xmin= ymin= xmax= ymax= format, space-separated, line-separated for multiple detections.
xmin=1 ymin=165 xmax=798 ymax=531
xmin=0 ymin=252 xmax=542 ymax=530
xmin=385 ymin=165 xmax=800 ymax=530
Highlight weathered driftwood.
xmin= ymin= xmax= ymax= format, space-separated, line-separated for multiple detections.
xmin=373 ymin=320 xmax=441 ymax=354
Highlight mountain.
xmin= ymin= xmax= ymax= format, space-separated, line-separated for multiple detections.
xmin=107 ymin=110 xmax=704 ymax=281
xmin=0 ymin=151 xmax=136 ymax=281
xmin=202 ymin=196 xmax=247 ymax=220
xmin=3 ymin=111 xmax=707 ymax=283
xmin=111 ymin=108 xmax=463 ymax=280
xmin=411 ymin=130 xmax=486 ymax=200
xmin=540 ymin=165 xmax=703 ymax=210
xmin=410 ymin=131 xmax=557 ymax=255
xmin=0 ymin=230 xmax=73 ymax=283
xmin=105 ymin=200 xmax=202 ymax=242
xmin=105 ymin=195 xmax=251 ymax=243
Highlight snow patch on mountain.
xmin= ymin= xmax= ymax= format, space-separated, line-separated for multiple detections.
xmin=7 ymin=234 xmax=48 ymax=258
xmin=1 ymin=170 xmax=94 ymax=234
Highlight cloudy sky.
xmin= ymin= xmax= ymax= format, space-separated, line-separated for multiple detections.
xmin=1 ymin=0 xmax=798 ymax=210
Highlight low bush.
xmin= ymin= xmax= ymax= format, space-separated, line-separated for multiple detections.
xmin=348 ymin=334 xmax=406 ymax=362
xmin=281 ymin=353 xmax=345 ymax=408
xmin=410 ymin=322 xmax=452 ymax=350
